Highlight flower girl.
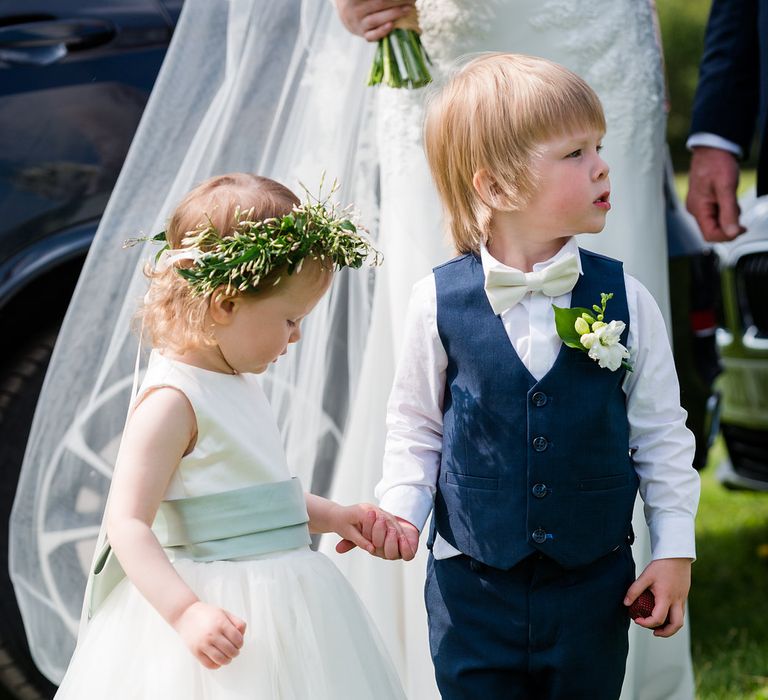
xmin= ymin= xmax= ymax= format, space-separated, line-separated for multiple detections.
xmin=54 ymin=172 xmax=407 ymax=699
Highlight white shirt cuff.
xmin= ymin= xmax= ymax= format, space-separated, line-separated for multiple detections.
xmin=648 ymin=514 xmax=697 ymax=561
xmin=378 ymin=485 xmax=434 ymax=533
xmin=686 ymin=132 xmax=743 ymax=158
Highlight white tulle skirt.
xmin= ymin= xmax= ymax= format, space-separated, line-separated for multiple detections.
xmin=55 ymin=547 xmax=405 ymax=699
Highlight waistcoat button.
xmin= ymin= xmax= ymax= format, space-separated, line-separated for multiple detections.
xmin=532 ymin=483 xmax=548 ymax=498
xmin=532 ymin=436 xmax=548 ymax=452
xmin=532 ymin=528 xmax=548 ymax=544
xmin=531 ymin=391 xmax=548 ymax=407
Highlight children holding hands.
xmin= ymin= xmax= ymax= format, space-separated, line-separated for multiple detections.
xmin=375 ymin=53 xmax=700 ymax=699
xmin=53 ymin=51 xmax=699 ymax=700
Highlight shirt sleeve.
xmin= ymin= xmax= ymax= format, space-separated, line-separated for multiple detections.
xmin=686 ymin=132 xmax=743 ymax=158
xmin=375 ymin=275 xmax=447 ymax=532
xmin=623 ymin=275 xmax=701 ymax=560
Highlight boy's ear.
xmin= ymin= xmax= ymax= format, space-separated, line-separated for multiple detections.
xmin=473 ymin=169 xmax=508 ymax=209
xmin=208 ymin=288 xmax=238 ymax=326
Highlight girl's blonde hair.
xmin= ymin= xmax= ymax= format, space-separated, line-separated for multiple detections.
xmin=424 ymin=53 xmax=606 ymax=254
xmin=140 ymin=173 xmax=300 ymax=352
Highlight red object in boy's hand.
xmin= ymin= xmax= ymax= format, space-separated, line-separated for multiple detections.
xmin=628 ymin=589 xmax=655 ymax=620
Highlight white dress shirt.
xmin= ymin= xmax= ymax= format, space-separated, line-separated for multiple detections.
xmin=376 ymin=237 xmax=700 ymax=561
xmin=686 ymin=132 xmax=742 ymax=158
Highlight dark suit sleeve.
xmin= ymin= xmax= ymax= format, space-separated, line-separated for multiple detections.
xmin=689 ymin=0 xmax=760 ymax=157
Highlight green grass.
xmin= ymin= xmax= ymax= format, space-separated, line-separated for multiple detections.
xmin=671 ymin=167 xmax=767 ymax=697
xmin=691 ymin=438 xmax=768 ymax=699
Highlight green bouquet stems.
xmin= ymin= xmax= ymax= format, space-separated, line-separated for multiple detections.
xmin=367 ymin=28 xmax=432 ymax=89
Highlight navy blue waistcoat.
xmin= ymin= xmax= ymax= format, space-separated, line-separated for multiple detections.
xmin=432 ymin=248 xmax=639 ymax=570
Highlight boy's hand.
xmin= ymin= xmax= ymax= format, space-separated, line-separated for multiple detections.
xmin=334 ymin=504 xmax=418 ymax=560
xmin=624 ymin=558 xmax=692 ymax=637
xmin=366 ymin=513 xmax=419 ymax=561
xmin=172 ymin=601 xmax=246 ymax=669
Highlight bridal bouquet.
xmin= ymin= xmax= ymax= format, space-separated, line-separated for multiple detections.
xmin=553 ymin=292 xmax=633 ymax=372
xmin=367 ymin=6 xmax=432 ymax=89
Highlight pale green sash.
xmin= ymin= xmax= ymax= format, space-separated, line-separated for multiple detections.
xmin=88 ymin=477 xmax=310 ymax=617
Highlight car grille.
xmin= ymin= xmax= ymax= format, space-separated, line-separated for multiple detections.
xmin=736 ymin=252 xmax=768 ymax=337
xmin=722 ymin=423 xmax=768 ymax=482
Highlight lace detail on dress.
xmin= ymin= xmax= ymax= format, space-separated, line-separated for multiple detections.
xmin=416 ymin=0 xmax=501 ymax=67
xmin=528 ymin=0 xmax=665 ymax=174
xmin=377 ymin=0 xmax=664 ymax=178
xmin=376 ymin=0 xmax=504 ymax=180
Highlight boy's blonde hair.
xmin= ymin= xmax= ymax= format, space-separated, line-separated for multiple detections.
xmin=424 ymin=53 xmax=606 ymax=254
xmin=140 ymin=173 xmax=300 ymax=352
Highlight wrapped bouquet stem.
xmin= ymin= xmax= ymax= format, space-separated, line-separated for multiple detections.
xmin=367 ymin=6 xmax=432 ymax=89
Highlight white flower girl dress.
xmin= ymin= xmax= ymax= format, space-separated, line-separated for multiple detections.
xmin=54 ymin=351 xmax=405 ymax=700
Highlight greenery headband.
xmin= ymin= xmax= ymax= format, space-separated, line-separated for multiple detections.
xmin=126 ymin=185 xmax=381 ymax=297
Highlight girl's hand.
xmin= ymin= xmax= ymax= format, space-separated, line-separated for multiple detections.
xmin=335 ymin=0 xmax=416 ymax=42
xmin=172 ymin=601 xmax=247 ymax=670
xmin=335 ymin=504 xmax=418 ymax=560
xmin=623 ymin=558 xmax=692 ymax=637
xmin=329 ymin=503 xmax=379 ymax=555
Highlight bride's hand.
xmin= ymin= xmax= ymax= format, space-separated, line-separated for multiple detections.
xmin=335 ymin=0 xmax=416 ymax=42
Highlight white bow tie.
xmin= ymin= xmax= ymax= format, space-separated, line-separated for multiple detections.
xmin=483 ymin=253 xmax=581 ymax=314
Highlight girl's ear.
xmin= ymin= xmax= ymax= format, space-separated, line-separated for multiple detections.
xmin=208 ymin=288 xmax=238 ymax=326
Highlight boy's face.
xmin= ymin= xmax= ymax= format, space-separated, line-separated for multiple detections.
xmin=523 ymin=128 xmax=610 ymax=239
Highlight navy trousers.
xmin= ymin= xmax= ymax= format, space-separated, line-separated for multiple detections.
xmin=425 ymin=544 xmax=635 ymax=700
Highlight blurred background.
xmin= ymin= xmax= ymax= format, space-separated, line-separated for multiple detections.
xmin=659 ymin=2 xmax=767 ymax=699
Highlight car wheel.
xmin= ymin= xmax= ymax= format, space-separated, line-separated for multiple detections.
xmin=0 ymin=330 xmax=59 ymax=699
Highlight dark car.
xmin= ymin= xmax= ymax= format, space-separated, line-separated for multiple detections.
xmin=0 ymin=2 xmax=181 ymax=696
xmin=664 ymin=155 xmax=722 ymax=472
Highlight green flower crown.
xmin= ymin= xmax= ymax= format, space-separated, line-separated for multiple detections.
xmin=127 ymin=185 xmax=381 ymax=297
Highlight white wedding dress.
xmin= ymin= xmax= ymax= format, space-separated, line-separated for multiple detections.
xmin=11 ymin=1 xmax=693 ymax=696
xmin=320 ymin=2 xmax=694 ymax=699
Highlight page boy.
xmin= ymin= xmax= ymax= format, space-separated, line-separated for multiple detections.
xmin=374 ymin=53 xmax=700 ymax=699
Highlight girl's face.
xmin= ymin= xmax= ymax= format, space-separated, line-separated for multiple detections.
xmin=213 ymin=263 xmax=332 ymax=374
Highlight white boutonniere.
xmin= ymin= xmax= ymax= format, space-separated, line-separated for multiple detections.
xmin=553 ymin=292 xmax=633 ymax=372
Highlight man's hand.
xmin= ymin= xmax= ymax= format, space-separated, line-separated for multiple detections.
xmin=687 ymin=146 xmax=747 ymax=242
xmin=335 ymin=0 xmax=416 ymax=42
xmin=624 ymin=558 xmax=692 ymax=638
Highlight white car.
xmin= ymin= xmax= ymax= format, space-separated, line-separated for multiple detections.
xmin=714 ymin=194 xmax=768 ymax=491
